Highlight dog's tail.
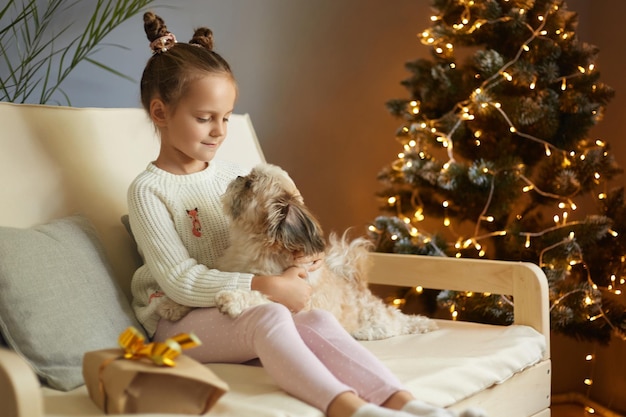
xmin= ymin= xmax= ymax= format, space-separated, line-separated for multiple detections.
xmin=325 ymin=231 xmax=373 ymax=285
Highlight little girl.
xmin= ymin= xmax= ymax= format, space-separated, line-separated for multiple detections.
xmin=128 ymin=11 xmax=484 ymax=417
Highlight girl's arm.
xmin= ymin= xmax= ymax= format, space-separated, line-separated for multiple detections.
xmin=128 ymin=184 xmax=253 ymax=308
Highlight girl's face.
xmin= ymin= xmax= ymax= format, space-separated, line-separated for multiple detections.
xmin=154 ymin=74 xmax=237 ymax=174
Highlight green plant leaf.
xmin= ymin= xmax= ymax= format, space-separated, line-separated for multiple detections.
xmin=1 ymin=0 xmax=155 ymax=104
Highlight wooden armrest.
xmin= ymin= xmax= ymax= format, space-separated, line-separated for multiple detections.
xmin=367 ymin=253 xmax=551 ymax=358
xmin=0 ymin=348 xmax=44 ymax=417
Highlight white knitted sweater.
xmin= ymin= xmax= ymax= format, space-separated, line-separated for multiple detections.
xmin=127 ymin=160 xmax=254 ymax=336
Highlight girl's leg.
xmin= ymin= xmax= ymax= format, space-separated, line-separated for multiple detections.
xmin=293 ymin=309 xmax=406 ymax=406
xmin=292 ymin=310 xmax=487 ymax=417
xmin=153 ymin=303 xmax=354 ymax=411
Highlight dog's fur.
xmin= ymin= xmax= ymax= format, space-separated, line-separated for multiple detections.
xmin=157 ymin=163 xmax=437 ymax=340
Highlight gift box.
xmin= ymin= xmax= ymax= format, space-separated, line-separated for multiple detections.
xmin=83 ymin=328 xmax=229 ymax=415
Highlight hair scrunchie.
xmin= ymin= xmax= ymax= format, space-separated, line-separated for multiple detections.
xmin=150 ymin=33 xmax=177 ymax=53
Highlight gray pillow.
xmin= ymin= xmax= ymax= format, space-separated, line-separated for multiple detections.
xmin=0 ymin=215 xmax=145 ymax=391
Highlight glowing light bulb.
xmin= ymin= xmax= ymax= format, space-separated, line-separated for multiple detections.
xmin=545 ymin=144 xmax=552 ymax=156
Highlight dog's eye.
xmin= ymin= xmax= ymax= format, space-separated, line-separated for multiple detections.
xmin=244 ymin=179 xmax=252 ymax=189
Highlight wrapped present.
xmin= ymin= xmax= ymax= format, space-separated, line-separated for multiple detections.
xmin=83 ymin=327 xmax=229 ymax=415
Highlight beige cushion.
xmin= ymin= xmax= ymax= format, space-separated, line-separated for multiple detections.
xmin=42 ymin=320 xmax=546 ymax=416
xmin=0 ymin=215 xmax=144 ymax=391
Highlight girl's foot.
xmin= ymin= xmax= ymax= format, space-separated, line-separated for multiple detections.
xmin=401 ymin=400 xmax=487 ymax=417
xmin=352 ymin=403 xmax=423 ymax=417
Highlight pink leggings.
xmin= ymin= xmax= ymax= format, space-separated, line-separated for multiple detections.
xmin=153 ymin=303 xmax=405 ymax=412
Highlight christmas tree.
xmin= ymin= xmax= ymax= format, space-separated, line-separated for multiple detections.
xmin=369 ymin=0 xmax=626 ymax=343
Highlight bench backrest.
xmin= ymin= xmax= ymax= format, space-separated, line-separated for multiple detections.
xmin=0 ymin=102 xmax=265 ymax=298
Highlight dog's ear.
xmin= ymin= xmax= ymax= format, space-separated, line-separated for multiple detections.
xmin=222 ymin=176 xmax=250 ymax=220
xmin=225 ymin=193 xmax=244 ymax=220
xmin=267 ymin=195 xmax=326 ymax=255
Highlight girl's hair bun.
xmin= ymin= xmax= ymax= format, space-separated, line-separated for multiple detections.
xmin=190 ymin=27 xmax=215 ymax=51
xmin=143 ymin=12 xmax=169 ymax=42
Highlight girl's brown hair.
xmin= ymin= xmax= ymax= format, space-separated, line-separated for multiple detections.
xmin=140 ymin=12 xmax=234 ymax=112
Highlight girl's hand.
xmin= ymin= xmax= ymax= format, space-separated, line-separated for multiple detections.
xmin=251 ymin=266 xmax=311 ymax=312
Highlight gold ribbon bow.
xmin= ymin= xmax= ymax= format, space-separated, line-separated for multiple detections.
xmin=118 ymin=326 xmax=201 ymax=367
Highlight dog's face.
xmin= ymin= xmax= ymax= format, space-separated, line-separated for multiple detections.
xmin=222 ymin=164 xmax=326 ymax=257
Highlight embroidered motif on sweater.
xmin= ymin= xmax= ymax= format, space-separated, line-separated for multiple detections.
xmin=186 ymin=207 xmax=202 ymax=237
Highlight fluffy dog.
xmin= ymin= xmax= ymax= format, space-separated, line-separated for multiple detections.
xmin=158 ymin=163 xmax=437 ymax=340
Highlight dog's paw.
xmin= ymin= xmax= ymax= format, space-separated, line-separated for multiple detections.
xmin=216 ymin=290 xmax=273 ymax=318
xmin=215 ymin=290 xmax=246 ymax=318
xmin=407 ymin=314 xmax=439 ymax=333
xmin=157 ymin=298 xmax=193 ymax=322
